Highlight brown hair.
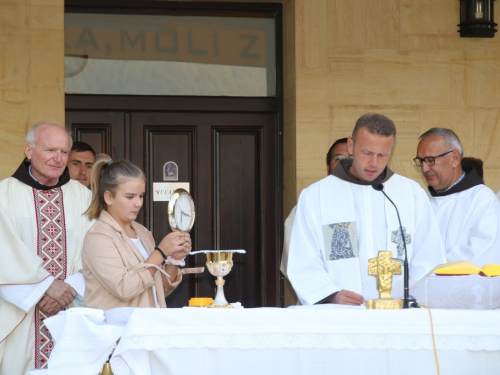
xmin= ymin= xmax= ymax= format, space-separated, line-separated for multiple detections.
xmin=85 ymin=154 xmax=146 ymax=220
xmin=352 ymin=113 xmax=396 ymax=141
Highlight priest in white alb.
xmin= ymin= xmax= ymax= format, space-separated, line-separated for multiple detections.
xmin=280 ymin=137 xmax=351 ymax=280
xmin=0 ymin=123 xmax=93 ymax=375
xmin=415 ymin=128 xmax=500 ymax=266
xmin=286 ymin=113 xmax=446 ymax=306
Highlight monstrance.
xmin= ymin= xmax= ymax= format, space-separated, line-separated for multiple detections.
xmin=167 ymin=189 xmax=204 ymax=275
xmin=168 ymin=188 xmax=195 ymax=233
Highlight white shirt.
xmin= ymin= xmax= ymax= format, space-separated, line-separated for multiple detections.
xmin=130 ymin=237 xmax=160 ymax=308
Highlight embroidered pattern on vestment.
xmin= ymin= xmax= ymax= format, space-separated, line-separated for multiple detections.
xmin=391 ymin=227 xmax=411 ymax=261
xmin=33 ymin=188 xmax=67 ymax=369
xmin=326 ymin=222 xmax=358 ymax=260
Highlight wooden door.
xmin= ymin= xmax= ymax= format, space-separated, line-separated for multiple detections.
xmin=66 ymin=97 xmax=282 ymax=307
xmin=65 ymin=110 xmax=127 ymax=159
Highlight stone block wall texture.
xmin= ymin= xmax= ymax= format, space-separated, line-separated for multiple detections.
xmin=293 ymin=0 xmax=500 ymax=215
xmin=0 ymin=0 xmax=65 ymax=178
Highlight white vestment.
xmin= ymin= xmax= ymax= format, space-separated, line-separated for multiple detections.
xmin=287 ymin=173 xmax=446 ymax=305
xmin=0 ymin=177 xmax=92 ymax=375
xmin=280 ymin=205 xmax=297 ymax=279
xmin=430 ymin=184 xmax=500 ymax=266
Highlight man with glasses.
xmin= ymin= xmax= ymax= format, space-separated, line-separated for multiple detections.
xmin=281 ymin=137 xmax=352 ymax=282
xmin=287 ymin=114 xmax=445 ymax=306
xmin=415 ymin=128 xmax=500 ymax=266
xmin=326 ymin=137 xmax=352 ymax=175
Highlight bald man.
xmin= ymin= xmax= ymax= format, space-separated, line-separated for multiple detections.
xmin=0 ymin=123 xmax=93 ymax=374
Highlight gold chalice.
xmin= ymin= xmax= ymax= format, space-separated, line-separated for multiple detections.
xmin=188 ymin=250 xmax=245 ymax=308
xmin=206 ymin=251 xmax=234 ymax=308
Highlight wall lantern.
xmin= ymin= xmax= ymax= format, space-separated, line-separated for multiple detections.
xmin=458 ymin=0 xmax=497 ymax=37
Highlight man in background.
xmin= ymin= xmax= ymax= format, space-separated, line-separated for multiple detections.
xmin=415 ymin=128 xmax=500 ymax=266
xmin=0 ymin=123 xmax=93 ymax=374
xmin=326 ymin=138 xmax=351 ymax=175
xmin=280 ymin=138 xmax=351 ymax=280
xmin=67 ymin=141 xmax=96 ymax=188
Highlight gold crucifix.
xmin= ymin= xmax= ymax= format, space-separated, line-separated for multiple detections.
xmin=365 ymin=250 xmax=404 ymax=309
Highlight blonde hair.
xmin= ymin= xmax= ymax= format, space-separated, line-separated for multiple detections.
xmin=85 ymin=154 xmax=146 ymax=220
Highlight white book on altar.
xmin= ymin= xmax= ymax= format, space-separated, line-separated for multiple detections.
xmin=409 ymin=261 xmax=500 ymax=309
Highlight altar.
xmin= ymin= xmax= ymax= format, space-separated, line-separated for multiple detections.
xmin=37 ymin=306 xmax=500 ymax=375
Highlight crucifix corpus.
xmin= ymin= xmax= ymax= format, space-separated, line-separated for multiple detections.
xmin=365 ymin=250 xmax=404 ymax=309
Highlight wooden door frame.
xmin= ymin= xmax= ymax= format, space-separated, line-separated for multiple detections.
xmin=65 ymin=0 xmax=285 ymax=307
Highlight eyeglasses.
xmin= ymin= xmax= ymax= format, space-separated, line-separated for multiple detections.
xmin=413 ymin=150 xmax=454 ymax=167
xmin=332 ymin=154 xmax=354 ymax=162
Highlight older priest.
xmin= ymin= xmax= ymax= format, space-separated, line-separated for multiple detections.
xmin=287 ymin=114 xmax=446 ymax=306
xmin=416 ymin=128 xmax=500 ymax=266
xmin=0 ymin=123 xmax=93 ymax=375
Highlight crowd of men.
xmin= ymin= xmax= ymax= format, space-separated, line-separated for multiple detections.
xmin=0 ymin=115 xmax=499 ymax=374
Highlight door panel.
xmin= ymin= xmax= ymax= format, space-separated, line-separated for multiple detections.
xmin=215 ymin=129 xmax=261 ymax=305
xmin=130 ymin=112 xmax=279 ymax=307
xmin=65 ymin=111 xmax=127 ymax=159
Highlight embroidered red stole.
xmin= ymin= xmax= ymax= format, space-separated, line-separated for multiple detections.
xmin=32 ymin=188 xmax=67 ymax=369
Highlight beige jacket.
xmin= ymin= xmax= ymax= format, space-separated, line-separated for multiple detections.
xmin=82 ymin=210 xmax=182 ymax=310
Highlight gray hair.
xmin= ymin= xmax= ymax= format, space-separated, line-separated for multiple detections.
xmin=352 ymin=113 xmax=396 ymax=140
xmin=419 ymin=128 xmax=463 ymax=156
xmin=26 ymin=122 xmax=73 ymax=149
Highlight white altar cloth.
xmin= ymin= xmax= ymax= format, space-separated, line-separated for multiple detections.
xmin=34 ymin=306 xmax=500 ymax=375
xmin=109 ymin=306 xmax=500 ymax=375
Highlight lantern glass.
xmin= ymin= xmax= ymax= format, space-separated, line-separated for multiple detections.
xmin=458 ymin=0 xmax=497 ymax=38
xmin=475 ymin=0 xmax=484 ymax=19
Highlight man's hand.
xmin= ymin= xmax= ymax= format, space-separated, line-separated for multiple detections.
xmin=44 ymin=279 xmax=76 ymax=308
xmin=330 ymin=289 xmax=364 ymax=305
xmin=38 ymin=295 xmax=63 ymax=316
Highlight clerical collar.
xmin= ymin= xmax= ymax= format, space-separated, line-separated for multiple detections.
xmin=428 ymin=166 xmax=483 ymax=197
xmin=12 ymin=158 xmax=70 ymax=190
xmin=28 ymin=165 xmax=59 ymax=186
xmin=435 ymin=172 xmax=465 ymax=194
xmin=330 ymin=159 xmax=394 ymax=185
